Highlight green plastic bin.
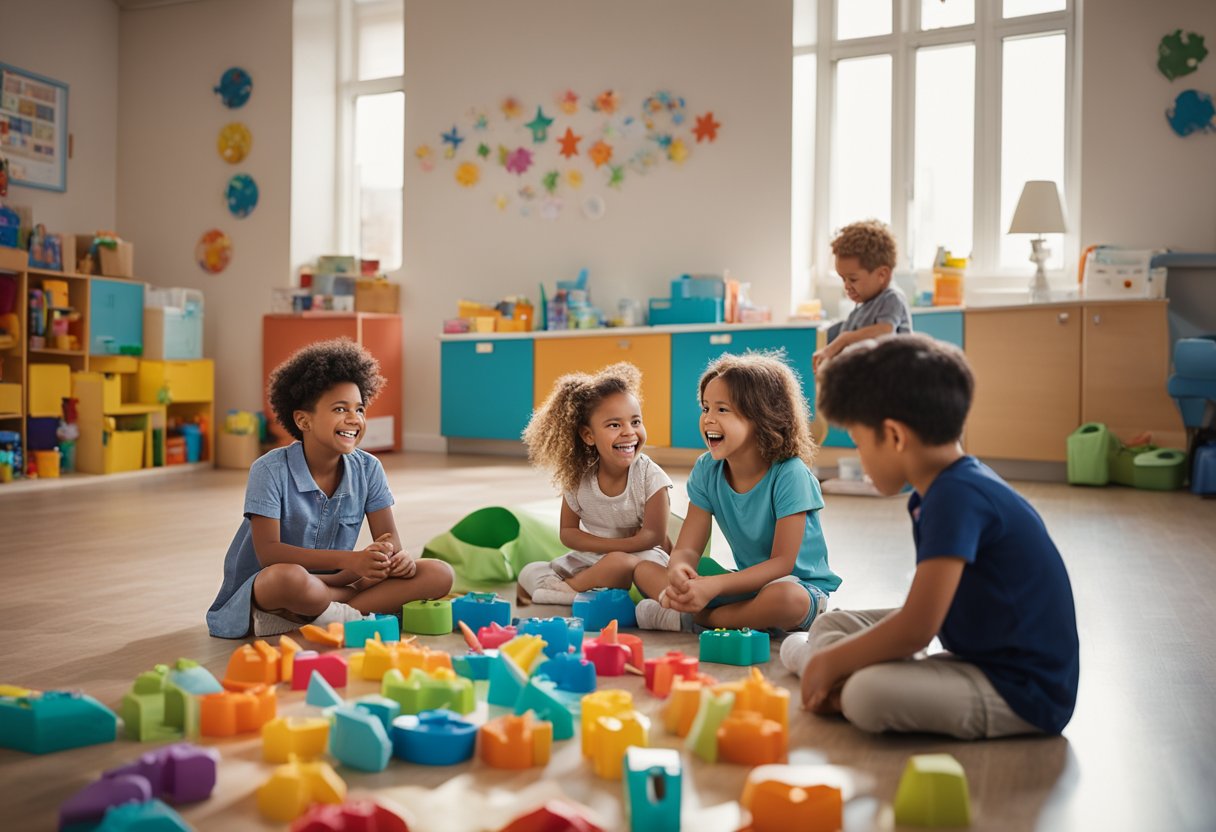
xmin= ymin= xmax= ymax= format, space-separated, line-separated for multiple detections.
xmin=1066 ymin=423 xmax=1114 ymax=485
xmin=1132 ymin=448 xmax=1187 ymax=491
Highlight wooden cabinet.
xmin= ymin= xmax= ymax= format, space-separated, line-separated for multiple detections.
xmin=262 ymin=313 xmax=403 ymax=452
xmin=533 ymin=333 xmax=672 ymax=447
xmin=441 ymin=338 xmax=533 ymax=440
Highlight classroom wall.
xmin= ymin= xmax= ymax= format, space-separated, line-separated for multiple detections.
xmin=116 ymin=0 xmax=293 ymax=420
xmin=0 ymin=0 xmax=119 ymax=233
xmin=400 ymin=0 xmax=793 ymax=448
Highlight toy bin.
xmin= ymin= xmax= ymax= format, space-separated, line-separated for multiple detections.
xmin=179 ymin=423 xmax=202 ymax=463
xmin=33 ymin=449 xmax=60 ymax=478
xmin=144 ymin=289 xmax=203 ymax=361
xmin=1066 ymin=423 xmax=1114 ymax=485
xmin=1132 ymin=448 xmax=1187 ymax=491
xmin=104 ymin=429 xmax=144 ymax=473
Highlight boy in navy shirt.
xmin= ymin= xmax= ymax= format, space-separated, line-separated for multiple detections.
xmin=784 ymin=334 xmax=1079 ymax=738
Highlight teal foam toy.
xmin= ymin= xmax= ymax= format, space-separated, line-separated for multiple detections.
xmin=486 ymin=654 xmax=528 ymax=708
xmin=624 ymin=747 xmax=682 ymax=832
xmin=452 ymin=592 xmax=512 ymax=631
xmin=344 ymin=614 xmax=401 ymax=647
xmin=513 ymin=677 xmax=574 ymax=741
xmin=305 ymin=671 xmax=344 ymax=709
xmin=893 ymin=753 xmax=972 ymax=827
xmin=351 ymin=695 xmax=401 ymax=732
xmin=0 ymin=690 xmax=117 ymax=754
xmin=164 ymin=659 xmax=222 ymax=696
xmin=572 ymin=588 xmax=637 ymax=631
xmin=698 ymin=628 xmax=770 ymax=666
xmin=329 ymin=705 xmax=392 ymax=772
xmin=402 ymin=599 xmax=453 ymax=635
xmin=94 ymin=799 xmax=190 ymax=832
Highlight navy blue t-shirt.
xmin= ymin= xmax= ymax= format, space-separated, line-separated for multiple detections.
xmin=909 ymin=456 xmax=1079 ymax=734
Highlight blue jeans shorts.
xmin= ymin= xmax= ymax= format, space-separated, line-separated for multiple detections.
xmin=709 ymin=575 xmax=829 ymax=632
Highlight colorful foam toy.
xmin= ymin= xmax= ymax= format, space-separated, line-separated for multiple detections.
xmin=452 ymin=650 xmax=497 ymax=681
xmin=516 ymin=616 xmax=584 ymax=657
xmin=290 ymin=799 xmax=410 ymax=832
xmin=0 ymin=689 xmax=117 ymax=754
xmin=292 ymin=652 xmax=348 ymax=691
xmin=662 ymin=679 xmax=705 ymax=738
xmin=588 ymin=711 xmax=650 ymax=780
xmin=329 ymin=705 xmax=392 ymax=772
xmin=572 ymin=588 xmax=637 ymax=631
xmin=199 ymin=685 xmax=276 ymax=737
xmin=279 ymin=636 xmax=303 ymax=684
xmin=740 ymin=765 xmax=856 ymax=832
xmin=623 ymin=747 xmax=681 ymax=832
xmin=121 ymin=666 xmax=197 ymax=741
xmin=351 ymin=695 xmax=401 ymax=732
xmin=698 ymin=628 xmax=770 ymax=666
xmin=487 ymin=653 xmax=529 ymax=708
xmin=685 ymin=687 xmax=735 ymax=763
xmin=724 ymin=668 xmax=790 ymax=733
xmin=391 ymin=708 xmax=477 ymax=766
xmin=90 ymin=799 xmax=190 ymax=831
xmin=476 ymin=622 xmax=518 ymax=649
xmin=300 ymin=622 xmax=345 ymax=648
xmin=498 ymin=800 xmax=604 ymax=832
xmin=402 ymin=599 xmax=453 ymax=635
xmin=513 ymin=677 xmax=574 ymax=741
xmin=452 ymin=592 xmax=512 ymax=632
xmin=717 ymin=710 xmax=787 ymax=766
xmin=479 ymin=712 xmax=552 ymax=769
xmin=499 ymin=634 xmax=548 ymax=675
xmin=533 ymin=652 xmax=596 ymax=694
xmin=349 ymin=638 xmax=451 ymax=681
xmin=893 ymin=753 xmax=972 ymax=827
xmin=262 ymin=717 xmax=330 ymax=763
xmin=382 ymin=667 xmax=474 ymax=715
xmin=306 ymin=672 xmax=345 ymax=709
xmin=580 ymin=689 xmax=634 ymax=757
xmin=644 ymin=651 xmax=712 ymax=698
xmin=257 ymin=758 xmax=347 ymax=823
xmin=163 ymin=658 xmax=223 ymax=696
xmin=222 ymin=640 xmax=282 ymax=690
xmin=344 ymin=615 xmax=401 ymax=648
xmin=583 ymin=620 xmax=631 ymax=676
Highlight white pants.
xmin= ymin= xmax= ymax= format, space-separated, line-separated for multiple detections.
xmin=517 ymin=548 xmax=668 ymax=594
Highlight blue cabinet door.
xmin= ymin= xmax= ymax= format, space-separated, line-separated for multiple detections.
xmin=90 ymin=278 xmax=144 ymax=355
xmin=441 ymin=339 xmax=534 ymax=440
xmin=670 ymin=328 xmax=816 ymax=449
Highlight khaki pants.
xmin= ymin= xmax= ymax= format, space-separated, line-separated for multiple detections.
xmin=810 ymin=608 xmax=1042 ymax=739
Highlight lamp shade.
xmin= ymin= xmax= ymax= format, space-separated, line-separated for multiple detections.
xmin=1008 ymin=180 xmax=1066 ymax=234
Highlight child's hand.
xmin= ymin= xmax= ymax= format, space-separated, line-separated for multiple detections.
xmin=812 ymin=343 xmax=840 ymax=372
xmin=667 ymin=562 xmax=698 ymax=595
xmin=387 ymin=551 xmax=417 ymax=579
xmin=800 ymin=651 xmax=845 ymax=714
xmin=663 ymin=576 xmax=717 ymax=614
xmin=352 ymin=544 xmax=391 ymax=579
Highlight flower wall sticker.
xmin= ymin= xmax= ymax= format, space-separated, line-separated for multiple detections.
xmin=420 ymin=88 xmax=723 ymax=218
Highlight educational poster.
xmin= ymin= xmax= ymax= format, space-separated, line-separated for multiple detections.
xmin=0 ymin=63 xmax=68 ymax=192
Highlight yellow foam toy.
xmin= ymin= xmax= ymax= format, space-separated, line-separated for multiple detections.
xmin=256 ymin=757 xmax=346 ymax=822
xmin=580 ymin=689 xmax=634 ymax=757
xmin=349 ymin=638 xmax=451 ymax=681
xmin=499 ymin=634 xmax=547 ymax=675
xmin=262 ymin=716 xmax=330 ymax=763
xmin=590 ymin=711 xmax=650 ymax=780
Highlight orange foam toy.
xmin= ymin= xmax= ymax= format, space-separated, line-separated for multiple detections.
xmin=279 ymin=636 xmax=301 ymax=684
xmin=644 ymin=650 xmax=711 ymax=698
xmin=222 ymin=640 xmax=281 ymax=691
xmin=200 ymin=685 xmax=277 ymax=737
xmin=662 ymin=679 xmax=706 ymax=737
xmin=349 ymin=638 xmax=452 ymax=681
xmin=479 ymin=712 xmax=552 ymax=769
xmin=743 ymin=779 xmax=843 ymax=832
xmin=732 ymin=668 xmax=791 ymax=733
xmin=717 ymin=710 xmax=787 ymax=766
xmin=300 ymin=622 xmax=344 ymax=648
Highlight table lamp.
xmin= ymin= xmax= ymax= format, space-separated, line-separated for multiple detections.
xmin=1008 ymin=180 xmax=1066 ymax=303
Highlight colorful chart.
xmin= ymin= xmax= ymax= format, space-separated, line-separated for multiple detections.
xmin=196 ymin=229 xmax=233 ymax=274
xmin=217 ymin=123 xmax=252 ymax=164
xmin=225 ymin=173 xmax=259 ymax=218
xmin=213 ymin=67 xmax=253 ymax=109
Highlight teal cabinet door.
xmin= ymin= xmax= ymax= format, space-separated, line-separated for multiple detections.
xmin=670 ymin=328 xmax=816 ymax=449
xmin=441 ymin=339 xmax=534 ymax=440
xmin=90 ymin=278 xmax=144 ymax=355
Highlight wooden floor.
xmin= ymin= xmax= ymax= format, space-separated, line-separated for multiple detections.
xmin=1 ymin=451 xmax=1214 ymax=831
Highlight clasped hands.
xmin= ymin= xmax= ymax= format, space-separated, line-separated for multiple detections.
xmin=352 ymin=534 xmax=416 ymax=585
xmin=658 ymin=562 xmax=717 ymax=614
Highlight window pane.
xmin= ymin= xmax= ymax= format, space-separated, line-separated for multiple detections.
xmin=791 ymin=54 xmax=817 ymax=302
xmin=356 ymin=0 xmax=403 ymax=81
xmin=793 ymin=0 xmax=817 ymax=47
xmin=836 ymin=0 xmax=891 ymax=40
xmin=355 ymin=92 xmax=403 ymax=270
xmin=1003 ymin=0 xmax=1066 ymax=19
xmin=832 ymin=55 xmax=892 ymax=237
xmin=912 ymin=43 xmax=975 ymax=270
xmin=1000 ymin=33 xmax=1065 ymax=270
xmin=921 ymin=0 xmax=974 ymax=30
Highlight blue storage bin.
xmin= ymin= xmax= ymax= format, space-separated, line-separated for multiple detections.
xmin=179 ymin=423 xmax=202 ymax=463
xmin=1193 ymin=443 xmax=1216 ymax=496
xmin=144 ymin=289 xmax=203 ymax=360
xmin=671 ymin=275 xmax=725 ymax=300
xmin=649 ymin=297 xmax=723 ymax=326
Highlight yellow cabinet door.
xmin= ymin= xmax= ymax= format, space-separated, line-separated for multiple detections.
xmin=138 ymin=360 xmax=215 ymax=404
xmin=534 ymin=334 xmax=672 ymax=447
xmin=965 ymin=306 xmax=1081 ymax=462
xmin=1082 ymin=302 xmax=1185 ymax=449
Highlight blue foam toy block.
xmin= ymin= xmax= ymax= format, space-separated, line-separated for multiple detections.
xmin=163 ymin=660 xmax=222 ymax=696
xmin=452 ymin=650 xmax=497 ymax=681
xmin=352 ymin=695 xmax=401 ymax=732
xmin=514 ymin=678 xmax=574 ymax=741
xmin=344 ymin=614 xmax=400 ymax=648
xmin=0 ymin=690 xmax=117 ymax=754
xmin=698 ymin=628 xmax=771 ymax=666
xmin=330 ymin=705 xmax=392 ymax=772
xmin=516 ymin=616 xmax=585 ymax=657
xmin=487 ymin=654 xmax=528 ymax=709
xmin=94 ymin=798 xmax=190 ymax=832
xmin=452 ymin=592 xmax=512 ymax=632
xmin=572 ymin=589 xmax=637 ymax=631
xmin=305 ymin=671 xmax=344 ymax=709
xmin=390 ymin=708 xmax=478 ymax=765
xmin=624 ymin=747 xmax=682 ymax=832
xmin=533 ymin=652 xmax=597 ymax=694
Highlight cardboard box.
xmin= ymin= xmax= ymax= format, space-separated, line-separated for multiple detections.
xmin=99 ymin=240 xmax=135 ymax=278
xmin=218 ymin=431 xmax=261 ymax=470
xmin=355 ymin=279 xmax=400 ymax=313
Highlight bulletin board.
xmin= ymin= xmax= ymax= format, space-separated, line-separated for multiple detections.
xmin=0 ymin=63 xmax=69 ymax=192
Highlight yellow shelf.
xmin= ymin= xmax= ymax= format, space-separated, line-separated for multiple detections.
xmin=104 ymin=403 xmax=162 ymax=416
xmin=31 ymin=348 xmax=86 ymax=356
xmin=0 ymin=411 xmax=22 ymax=419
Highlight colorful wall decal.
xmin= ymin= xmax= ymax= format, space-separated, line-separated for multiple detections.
xmin=455 ymin=161 xmax=480 ymax=187
xmin=196 ymin=229 xmax=233 ymax=274
xmin=1166 ymin=89 xmax=1215 ymax=137
xmin=217 ymin=123 xmax=252 ymax=164
xmin=506 ymin=147 xmax=534 ymax=175
xmin=214 ymin=67 xmax=253 ymax=108
xmin=225 ymin=173 xmax=259 ymax=218
xmin=557 ymin=89 xmax=579 ymax=114
xmin=588 ymin=140 xmax=613 ymax=168
xmin=591 ymin=90 xmax=620 ymax=114
xmin=1158 ymin=31 xmax=1208 ymax=81
xmin=501 ymin=97 xmax=523 ymax=119
xmin=558 ymin=128 xmax=582 ymax=158
xmin=525 ymin=108 xmax=554 ymax=142
xmin=693 ymin=112 xmax=721 ymax=143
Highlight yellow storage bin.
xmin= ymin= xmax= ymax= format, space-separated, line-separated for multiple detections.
xmin=0 ymin=382 xmax=21 ymax=415
xmin=138 ymin=360 xmax=214 ymax=404
xmin=105 ymin=429 xmax=145 ymax=473
xmin=28 ymin=364 xmax=72 ymax=417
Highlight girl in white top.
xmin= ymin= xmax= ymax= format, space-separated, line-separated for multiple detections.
xmin=519 ymin=362 xmax=673 ymax=605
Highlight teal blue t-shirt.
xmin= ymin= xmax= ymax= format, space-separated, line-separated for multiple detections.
xmin=685 ymin=453 xmax=840 ymax=593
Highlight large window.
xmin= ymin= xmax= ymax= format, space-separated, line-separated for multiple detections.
xmin=792 ymin=0 xmax=1075 ymax=293
xmin=340 ymin=0 xmax=404 ymax=271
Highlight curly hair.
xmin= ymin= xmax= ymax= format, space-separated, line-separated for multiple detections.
xmin=698 ymin=351 xmax=817 ymax=466
xmin=818 ymin=333 xmax=973 ymax=445
xmin=523 ymin=362 xmax=643 ymax=494
xmin=830 ymin=219 xmax=898 ymax=272
xmin=267 ymin=338 xmax=385 ymax=441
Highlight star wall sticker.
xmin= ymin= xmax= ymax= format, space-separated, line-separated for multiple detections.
xmin=558 ymin=127 xmax=582 ymax=159
xmin=607 ymin=164 xmax=625 ymax=188
xmin=477 ymin=143 xmax=491 ymax=158
xmin=473 ymin=113 xmax=489 ymax=130
xmin=588 ymin=139 xmax=613 ymax=168
xmin=592 ymin=89 xmax=621 ymax=114
xmin=525 ymin=107 xmax=554 ymax=143
xmin=557 ymin=89 xmax=580 ymax=114
xmin=441 ymin=126 xmax=465 ymax=150
xmin=542 ymin=170 xmax=560 ymax=194
xmin=506 ymin=147 xmax=534 ymax=175
xmin=693 ymin=112 xmax=721 ymax=143
xmin=501 ymin=97 xmax=523 ymax=119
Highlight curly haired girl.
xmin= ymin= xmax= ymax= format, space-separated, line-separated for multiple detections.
xmin=207 ymin=338 xmax=453 ymax=638
xmin=518 ymin=362 xmax=673 ymax=605
xmin=633 ymin=351 xmax=840 ymax=632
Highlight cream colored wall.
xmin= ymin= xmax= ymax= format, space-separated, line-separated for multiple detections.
xmin=116 ymin=0 xmax=293 ymax=419
xmin=400 ymin=0 xmax=793 ymax=448
xmin=0 ymin=0 xmax=119 ymax=232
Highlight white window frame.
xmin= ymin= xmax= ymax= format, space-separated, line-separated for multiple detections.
xmin=798 ymin=0 xmax=1078 ymax=291
xmin=335 ymin=0 xmax=406 ymax=262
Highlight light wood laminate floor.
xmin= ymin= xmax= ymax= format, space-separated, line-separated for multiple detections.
xmin=0 ymin=452 xmax=1214 ymax=831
